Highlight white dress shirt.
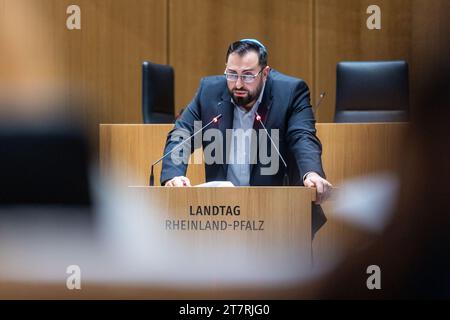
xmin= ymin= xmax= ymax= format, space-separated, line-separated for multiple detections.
xmin=226 ymin=83 xmax=265 ymax=186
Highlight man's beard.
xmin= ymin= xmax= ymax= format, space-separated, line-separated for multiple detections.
xmin=229 ymin=83 xmax=263 ymax=108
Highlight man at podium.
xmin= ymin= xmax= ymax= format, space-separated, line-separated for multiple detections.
xmin=161 ymin=39 xmax=332 ymax=204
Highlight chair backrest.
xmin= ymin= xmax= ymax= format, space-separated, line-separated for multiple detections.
xmin=335 ymin=60 xmax=409 ymax=122
xmin=142 ymin=61 xmax=175 ymax=123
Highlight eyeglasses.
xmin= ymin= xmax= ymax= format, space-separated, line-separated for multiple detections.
xmin=224 ymin=69 xmax=263 ymax=84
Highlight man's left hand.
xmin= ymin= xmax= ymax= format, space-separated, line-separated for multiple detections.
xmin=304 ymin=172 xmax=333 ymax=204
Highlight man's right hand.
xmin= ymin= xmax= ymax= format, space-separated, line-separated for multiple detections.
xmin=164 ymin=176 xmax=191 ymax=187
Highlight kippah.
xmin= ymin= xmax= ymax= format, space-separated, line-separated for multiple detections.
xmin=240 ymin=38 xmax=266 ymax=51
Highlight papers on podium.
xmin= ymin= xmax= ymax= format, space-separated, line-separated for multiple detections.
xmin=195 ymin=181 xmax=234 ymax=187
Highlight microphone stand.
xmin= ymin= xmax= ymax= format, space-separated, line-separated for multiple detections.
xmin=149 ymin=114 xmax=223 ymax=186
xmin=255 ymin=112 xmax=289 ymax=186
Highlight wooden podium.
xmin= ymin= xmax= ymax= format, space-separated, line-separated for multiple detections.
xmin=126 ymin=185 xmax=314 ymax=266
xmin=99 ymin=122 xmax=317 ymax=287
xmin=0 ymin=186 xmax=315 ymax=300
xmin=102 ymin=185 xmax=316 ymax=298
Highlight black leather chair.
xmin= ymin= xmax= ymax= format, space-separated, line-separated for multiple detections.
xmin=142 ymin=61 xmax=175 ymax=123
xmin=335 ymin=61 xmax=409 ymax=122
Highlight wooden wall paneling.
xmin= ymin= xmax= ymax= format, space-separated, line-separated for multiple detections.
xmin=410 ymin=0 xmax=450 ymax=117
xmin=0 ymin=0 xmax=168 ymax=151
xmin=314 ymin=0 xmax=412 ymax=122
xmin=65 ymin=0 xmax=168 ymax=147
xmin=0 ymin=0 xmax=67 ymax=106
xmin=169 ymin=0 xmax=314 ymax=115
xmin=3 ymin=0 xmax=447 ymax=143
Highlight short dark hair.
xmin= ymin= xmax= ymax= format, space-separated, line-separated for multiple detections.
xmin=226 ymin=40 xmax=268 ymax=68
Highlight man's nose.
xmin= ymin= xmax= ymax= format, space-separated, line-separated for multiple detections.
xmin=235 ymin=76 xmax=244 ymax=89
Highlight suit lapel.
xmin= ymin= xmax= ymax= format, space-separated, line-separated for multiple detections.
xmin=250 ymin=76 xmax=273 ymax=180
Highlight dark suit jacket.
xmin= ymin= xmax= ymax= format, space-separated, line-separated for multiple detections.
xmin=161 ymin=69 xmax=325 ymax=186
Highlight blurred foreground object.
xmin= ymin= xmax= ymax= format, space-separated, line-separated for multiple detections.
xmin=0 ymin=123 xmax=92 ymax=207
xmin=316 ymin=63 xmax=450 ymax=299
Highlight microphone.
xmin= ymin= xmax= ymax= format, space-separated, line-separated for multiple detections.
xmin=149 ymin=108 xmax=225 ymax=186
xmin=255 ymin=112 xmax=289 ymax=186
xmin=313 ymin=92 xmax=326 ymax=115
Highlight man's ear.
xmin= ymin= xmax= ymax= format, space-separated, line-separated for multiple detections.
xmin=263 ymin=66 xmax=270 ymax=78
